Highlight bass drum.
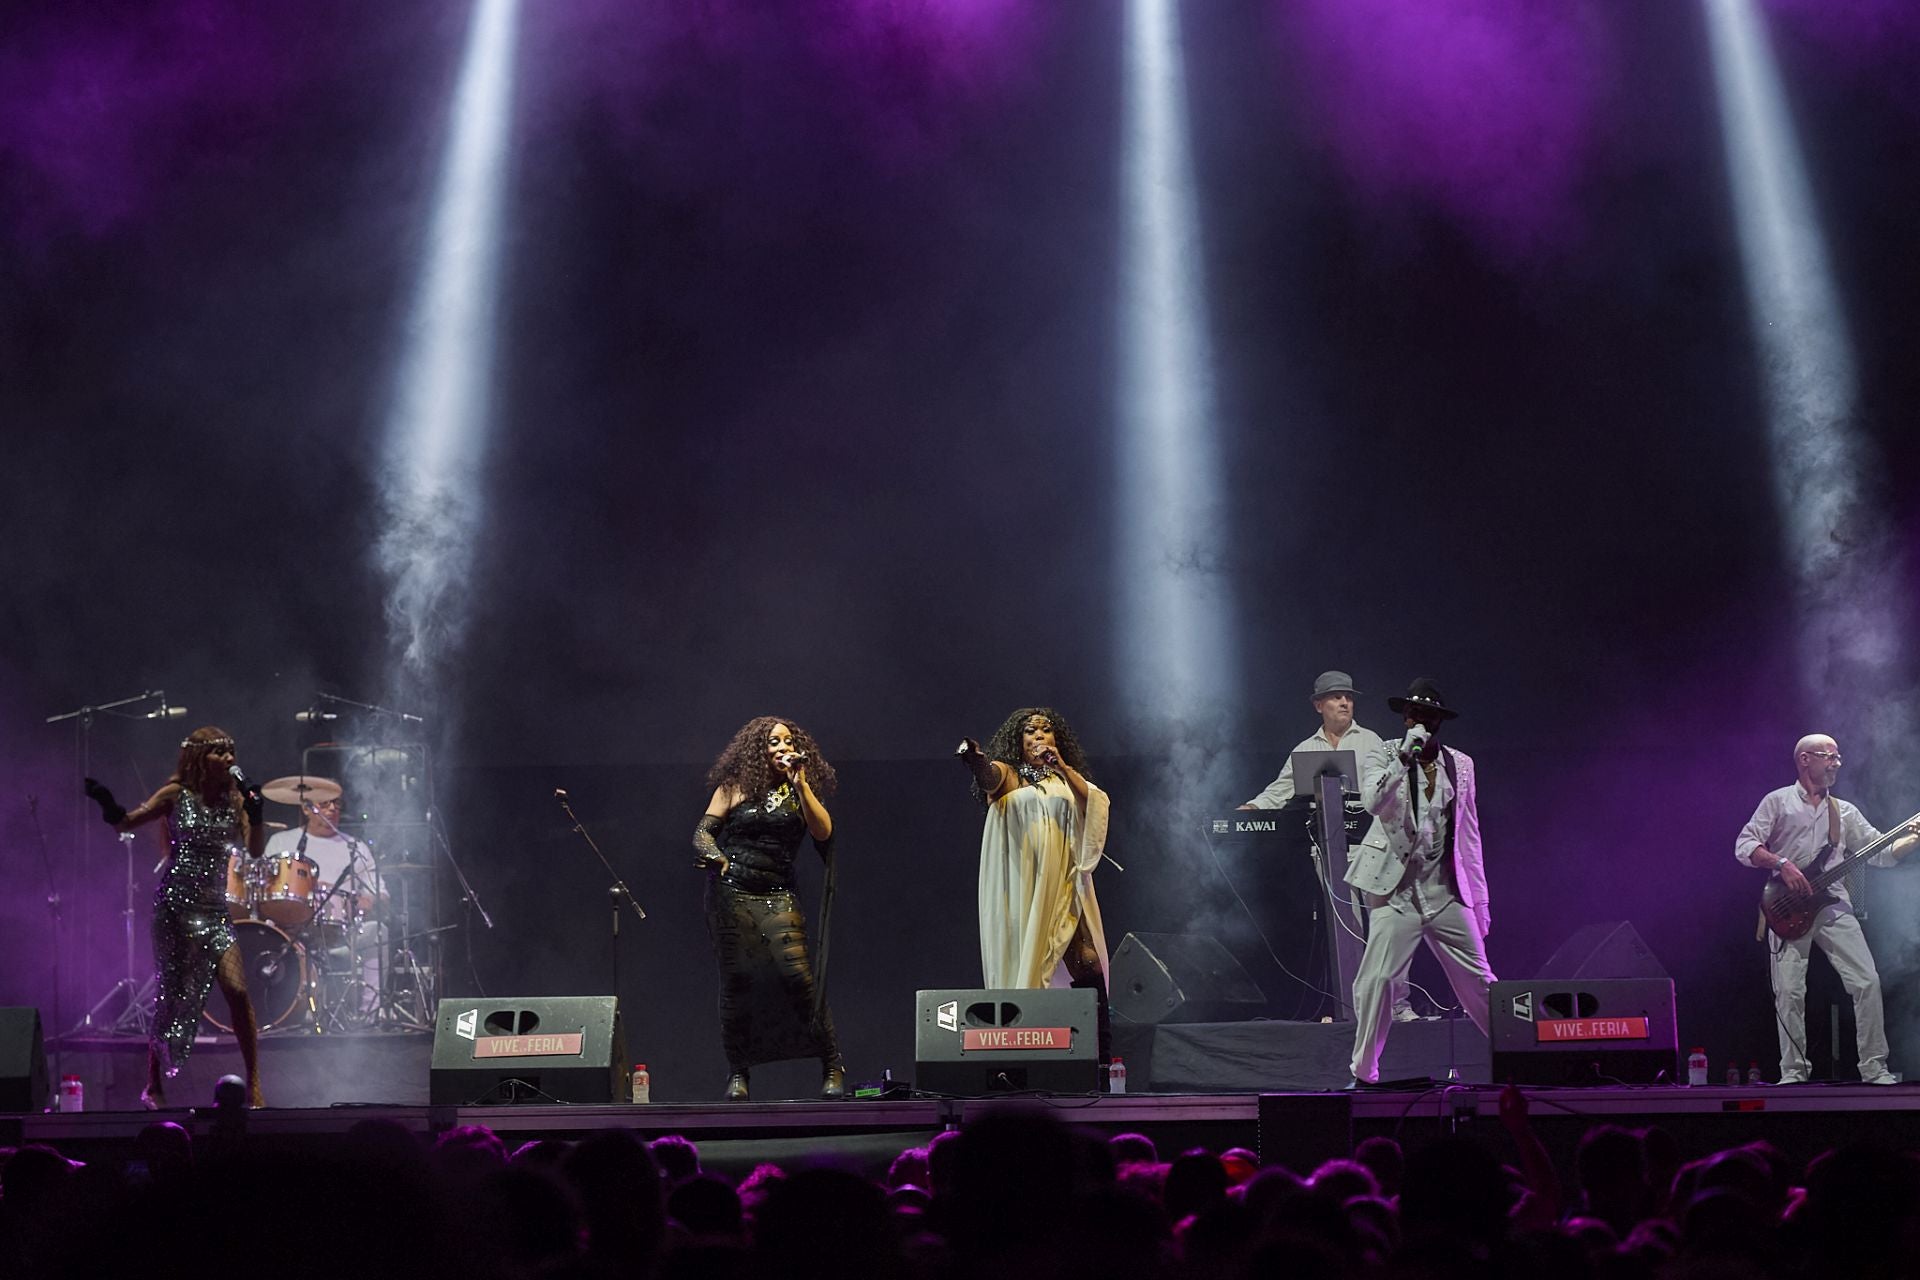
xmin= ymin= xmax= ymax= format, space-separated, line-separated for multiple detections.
xmin=203 ymin=920 xmax=311 ymax=1032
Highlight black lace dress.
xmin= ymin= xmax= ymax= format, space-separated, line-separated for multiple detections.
xmin=703 ymin=787 xmax=838 ymax=1071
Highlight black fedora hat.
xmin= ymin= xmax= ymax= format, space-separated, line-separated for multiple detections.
xmin=1387 ymin=677 xmax=1459 ymax=721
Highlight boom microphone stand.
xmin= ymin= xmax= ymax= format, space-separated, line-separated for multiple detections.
xmin=554 ymin=789 xmax=647 ymax=997
xmin=46 ymin=689 xmax=183 ymax=1037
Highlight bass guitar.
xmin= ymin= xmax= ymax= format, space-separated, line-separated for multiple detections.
xmin=1760 ymin=810 xmax=1920 ymax=941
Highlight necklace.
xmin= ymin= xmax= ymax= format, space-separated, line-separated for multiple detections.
xmin=765 ymin=781 xmax=795 ymax=810
xmin=1017 ymin=763 xmax=1057 ymax=787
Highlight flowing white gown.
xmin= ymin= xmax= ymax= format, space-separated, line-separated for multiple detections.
xmin=977 ymin=775 xmax=1111 ymax=989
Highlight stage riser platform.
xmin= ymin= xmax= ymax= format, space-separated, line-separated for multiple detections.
xmin=1114 ymin=1016 xmax=1490 ymax=1090
xmin=51 ymin=1033 xmax=433 ymax=1110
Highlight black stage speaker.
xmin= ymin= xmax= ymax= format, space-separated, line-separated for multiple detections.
xmin=1489 ymin=979 xmax=1678 ymax=1086
xmin=1538 ymin=921 xmax=1669 ymax=980
xmin=0 ymin=1008 xmax=49 ymax=1112
xmin=430 ymin=996 xmax=625 ymax=1104
xmin=915 ymin=989 xmax=1100 ymax=1095
xmin=1110 ymin=932 xmax=1267 ymax=1024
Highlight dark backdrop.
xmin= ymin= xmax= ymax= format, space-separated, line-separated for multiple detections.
xmin=4 ymin=0 xmax=1920 ymax=1099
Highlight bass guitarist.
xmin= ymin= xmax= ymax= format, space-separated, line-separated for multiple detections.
xmin=1736 ymin=734 xmax=1920 ymax=1085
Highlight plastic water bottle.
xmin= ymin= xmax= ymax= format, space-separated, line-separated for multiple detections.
xmin=1687 ymin=1048 xmax=1709 ymax=1087
xmin=56 ymin=1075 xmax=83 ymax=1113
xmin=631 ymin=1063 xmax=651 ymax=1104
xmin=1747 ymin=1061 xmax=1763 ymax=1086
xmin=1725 ymin=1061 xmax=1741 ymax=1086
xmin=1108 ymin=1057 xmax=1127 ymax=1094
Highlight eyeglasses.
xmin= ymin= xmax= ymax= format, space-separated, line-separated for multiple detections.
xmin=1803 ymin=750 xmax=1843 ymax=764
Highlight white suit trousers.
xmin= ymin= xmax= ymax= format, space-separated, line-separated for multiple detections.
xmin=1350 ymin=896 xmax=1495 ymax=1083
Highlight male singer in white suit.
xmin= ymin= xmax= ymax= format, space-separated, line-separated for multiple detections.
xmin=1344 ymin=678 xmax=1496 ymax=1085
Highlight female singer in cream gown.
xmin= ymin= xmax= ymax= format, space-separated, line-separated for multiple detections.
xmin=957 ymin=708 xmax=1111 ymax=995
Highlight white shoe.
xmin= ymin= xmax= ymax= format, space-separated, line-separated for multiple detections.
xmin=1863 ymin=1072 xmax=1899 ymax=1086
xmin=1391 ymin=1006 xmax=1419 ymax=1023
xmin=1776 ymin=1073 xmax=1810 ymax=1085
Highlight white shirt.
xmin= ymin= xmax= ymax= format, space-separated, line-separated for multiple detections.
xmin=264 ymin=827 xmax=381 ymax=899
xmin=1243 ymin=722 xmax=1386 ymax=809
xmin=1735 ymin=783 xmax=1891 ymax=908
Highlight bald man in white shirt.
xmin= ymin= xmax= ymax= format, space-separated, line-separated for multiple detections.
xmin=1736 ymin=734 xmax=1920 ymax=1085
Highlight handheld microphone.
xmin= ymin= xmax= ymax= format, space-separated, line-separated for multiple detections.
xmin=1399 ymin=726 xmax=1430 ymax=761
xmin=1040 ymin=749 xmax=1059 ymax=767
xmin=229 ymin=765 xmax=261 ymax=798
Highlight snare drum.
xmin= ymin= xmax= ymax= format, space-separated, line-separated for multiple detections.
xmin=257 ymin=852 xmax=320 ymax=928
xmin=310 ymin=883 xmax=362 ymax=949
xmin=203 ymin=920 xmax=309 ymax=1032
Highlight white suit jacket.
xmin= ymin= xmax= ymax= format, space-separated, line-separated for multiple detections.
xmin=1344 ymin=742 xmax=1489 ymax=931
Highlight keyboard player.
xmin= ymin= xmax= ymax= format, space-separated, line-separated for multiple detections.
xmin=1239 ymin=670 xmax=1418 ymax=1022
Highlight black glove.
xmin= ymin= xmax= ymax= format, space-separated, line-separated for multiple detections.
xmin=84 ymin=777 xmax=127 ymax=827
xmin=242 ymin=788 xmax=264 ymax=826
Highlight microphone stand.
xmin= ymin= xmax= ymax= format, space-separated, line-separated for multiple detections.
xmin=27 ymin=797 xmax=63 ymax=1085
xmin=45 ymin=688 xmax=176 ymax=1038
xmin=554 ymin=789 xmax=647 ymax=1000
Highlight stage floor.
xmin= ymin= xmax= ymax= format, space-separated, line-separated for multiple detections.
xmin=12 ymin=1082 xmax=1920 ymax=1180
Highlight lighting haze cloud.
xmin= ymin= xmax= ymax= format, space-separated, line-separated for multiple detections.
xmin=1116 ymin=0 xmax=1240 ymax=829
xmin=376 ymin=0 xmax=521 ymax=700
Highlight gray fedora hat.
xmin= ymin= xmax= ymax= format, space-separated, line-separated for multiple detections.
xmin=1311 ymin=670 xmax=1359 ymax=699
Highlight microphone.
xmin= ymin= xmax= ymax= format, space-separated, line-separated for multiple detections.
xmin=229 ymin=765 xmax=261 ymax=799
xmin=1040 ymin=749 xmax=1059 ymax=767
xmin=1399 ymin=726 xmax=1430 ymax=761
xmin=554 ymin=788 xmax=569 ymax=798
xmin=145 ymin=704 xmax=187 ymax=720
xmin=294 ymin=710 xmax=337 ymax=723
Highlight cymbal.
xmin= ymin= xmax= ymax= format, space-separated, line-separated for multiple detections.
xmin=381 ymin=862 xmax=435 ymax=873
xmin=346 ymin=746 xmax=416 ymax=768
xmin=266 ymin=820 xmax=288 ymax=831
xmin=261 ymin=775 xmax=342 ymax=806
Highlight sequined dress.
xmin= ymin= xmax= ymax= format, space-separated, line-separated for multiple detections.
xmin=703 ymin=787 xmax=838 ymax=1070
xmin=150 ymin=788 xmax=243 ymax=1075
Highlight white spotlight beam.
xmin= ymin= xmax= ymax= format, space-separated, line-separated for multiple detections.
xmin=378 ymin=0 xmax=521 ymax=682
xmin=1117 ymin=0 xmax=1237 ymax=738
xmin=1704 ymin=0 xmax=1906 ymax=733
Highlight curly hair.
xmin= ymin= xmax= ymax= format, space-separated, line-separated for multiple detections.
xmin=171 ymin=725 xmax=239 ymax=799
xmin=973 ymin=706 xmax=1091 ymax=808
xmin=705 ymin=715 xmax=838 ymax=803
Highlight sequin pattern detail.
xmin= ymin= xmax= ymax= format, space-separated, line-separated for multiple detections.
xmin=150 ymin=788 xmax=242 ymax=1076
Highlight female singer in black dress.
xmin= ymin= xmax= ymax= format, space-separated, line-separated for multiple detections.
xmin=692 ymin=716 xmax=843 ymax=1101
xmin=84 ymin=726 xmax=266 ymax=1109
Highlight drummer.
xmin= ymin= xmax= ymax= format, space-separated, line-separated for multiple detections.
xmin=263 ymin=785 xmax=386 ymax=1003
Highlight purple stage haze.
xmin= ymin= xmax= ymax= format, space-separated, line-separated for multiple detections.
xmin=536 ymin=0 xmax=1047 ymax=164
xmin=1275 ymin=0 xmax=1611 ymax=257
xmin=0 ymin=1 xmax=300 ymax=248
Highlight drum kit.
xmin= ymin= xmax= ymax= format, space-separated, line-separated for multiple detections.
xmin=205 ymin=773 xmax=439 ymax=1035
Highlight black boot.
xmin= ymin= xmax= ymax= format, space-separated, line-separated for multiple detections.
xmin=821 ymin=1055 xmax=847 ymax=1099
xmin=724 ymin=1069 xmax=750 ymax=1102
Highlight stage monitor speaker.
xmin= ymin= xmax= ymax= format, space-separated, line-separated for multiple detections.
xmin=430 ymin=996 xmax=625 ymax=1104
xmin=1110 ymin=932 xmax=1267 ymax=1024
xmin=0 ymin=1008 xmax=49 ymax=1113
xmin=915 ymin=988 xmax=1100 ymax=1095
xmin=1489 ymin=978 xmax=1678 ymax=1086
xmin=1537 ymin=921 xmax=1669 ymax=980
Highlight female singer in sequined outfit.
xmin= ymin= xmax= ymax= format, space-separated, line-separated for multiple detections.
xmin=957 ymin=707 xmax=1113 ymax=1063
xmin=692 ymin=716 xmax=843 ymax=1102
xmin=85 ymin=727 xmax=265 ymax=1108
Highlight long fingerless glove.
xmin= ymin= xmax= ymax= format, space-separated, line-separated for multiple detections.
xmin=84 ymin=777 xmax=127 ymax=827
xmin=693 ymin=814 xmax=726 ymax=872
